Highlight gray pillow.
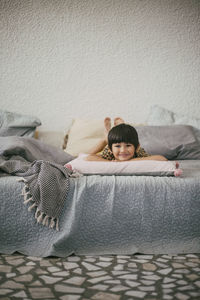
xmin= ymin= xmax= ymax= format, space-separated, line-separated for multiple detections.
xmin=136 ymin=125 xmax=200 ymax=160
xmin=0 ymin=110 xmax=41 ymax=137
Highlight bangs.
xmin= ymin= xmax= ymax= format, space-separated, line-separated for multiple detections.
xmin=109 ymin=132 xmax=133 ymax=144
xmin=108 ymin=124 xmax=139 ymax=149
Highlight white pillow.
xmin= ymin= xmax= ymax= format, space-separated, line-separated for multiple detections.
xmin=65 ymin=154 xmax=182 ymax=176
xmin=147 ymin=105 xmax=200 ymax=143
xmin=64 ymin=119 xmax=105 ymax=156
xmin=36 ymin=131 xmax=65 ymax=148
xmin=147 ymin=105 xmax=200 ymax=129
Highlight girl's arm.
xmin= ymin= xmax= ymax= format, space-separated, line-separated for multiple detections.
xmin=129 ymin=155 xmax=167 ymax=161
xmin=85 ymin=154 xmax=167 ymax=161
xmin=85 ymin=154 xmax=108 ymax=161
xmin=87 ymin=138 xmax=107 ymax=154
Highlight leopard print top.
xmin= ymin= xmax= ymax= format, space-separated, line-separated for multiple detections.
xmin=100 ymin=145 xmax=149 ymax=161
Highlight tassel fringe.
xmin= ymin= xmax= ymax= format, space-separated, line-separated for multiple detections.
xmin=56 ymin=219 xmax=59 ymax=231
xmin=16 ymin=177 xmax=27 ymax=183
xmin=36 ymin=210 xmax=59 ymax=231
xmin=19 ymin=179 xmax=60 ymax=231
xmin=70 ymin=171 xmax=83 ymax=178
xmin=37 ymin=212 xmax=44 ymax=224
xmin=28 ymin=202 xmax=36 ymax=211
xmin=50 ymin=218 xmax=55 ymax=229
xmin=24 ymin=197 xmax=33 ymax=204
xmin=42 ymin=215 xmax=49 ymax=227
xmin=35 ymin=207 xmax=40 ymax=219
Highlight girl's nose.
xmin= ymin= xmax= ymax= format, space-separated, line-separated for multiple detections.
xmin=120 ymin=146 xmax=126 ymax=152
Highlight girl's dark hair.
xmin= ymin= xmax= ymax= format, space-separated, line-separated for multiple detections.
xmin=108 ymin=124 xmax=139 ymax=150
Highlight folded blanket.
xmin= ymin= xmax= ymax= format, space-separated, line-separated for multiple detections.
xmin=0 ymin=136 xmax=74 ymax=230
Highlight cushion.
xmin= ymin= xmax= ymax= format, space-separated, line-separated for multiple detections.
xmin=0 ymin=110 xmax=41 ymax=137
xmin=36 ymin=131 xmax=65 ymax=148
xmin=64 ymin=119 xmax=105 ymax=156
xmin=136 ymin=125 xmax=200 ymax=160
xmin=64 ymin=118 xmax=146 ymax=156
xmin=65 ymin=154 xmax=182 ymax=176
xmin=147 ymin=105 xmax=200 ymax=142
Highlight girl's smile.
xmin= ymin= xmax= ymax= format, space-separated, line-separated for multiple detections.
xmin=111 ymin=143 xmax=135 ymax=161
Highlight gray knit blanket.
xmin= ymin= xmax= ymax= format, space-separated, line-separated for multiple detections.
xmin=0 ymin=136 xmax=74 ymax=230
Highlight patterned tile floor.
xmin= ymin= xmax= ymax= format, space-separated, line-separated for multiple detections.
xmin=0 ymin=253 xmax=200 ymax=300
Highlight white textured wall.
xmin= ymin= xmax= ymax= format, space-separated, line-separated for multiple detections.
xmin=0 ymin=0 xmax=200 ymax=131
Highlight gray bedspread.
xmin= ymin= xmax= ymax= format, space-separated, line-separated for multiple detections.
xmin=0 ymin=160 xmax=200 ymax=257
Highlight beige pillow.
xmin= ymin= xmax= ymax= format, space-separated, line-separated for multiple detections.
xmin=65 ymin=119 xmax=105 ymax=156
xmin=64 ymin=118 xmax=146 ymax=156
xmin=36 ymin=131 xmax=65 ymax=148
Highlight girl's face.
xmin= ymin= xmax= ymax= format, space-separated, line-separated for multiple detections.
xmin=111 ymin=142 xmax=135 ymax=161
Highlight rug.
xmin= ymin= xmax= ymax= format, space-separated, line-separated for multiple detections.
xmin=0 ymin=253 xmax=200 ymax=299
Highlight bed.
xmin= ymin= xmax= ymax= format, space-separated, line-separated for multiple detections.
xmin=0 ymin=109 xmax=200 ymax=257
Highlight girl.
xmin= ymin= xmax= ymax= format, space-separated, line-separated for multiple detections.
xmin=86 ymin=117 xmax=167 ymax=162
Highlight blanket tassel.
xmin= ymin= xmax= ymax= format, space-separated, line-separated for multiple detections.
xmin=42 ymin=215 xmax=49 ymax=227
xmin=21 ymin=185 xmax=29 ymax=196
xmin=35 ymin=207 xmax=40 ymax=219
xmin=56 ymin=219 xmax=59 ymax=231
xmin=37 ymin=212 xmax=44 ymax=224
xmin=49 ymin=218 xmax=55 ymax=229
xmin=28 ymin=202 xmax=36 ymax=211
xmin=16 ymin=177 xmax=27 ymax=183
xmin=49 ymin=217 xmax=59 ymax=231
xmin=24 ymin=197 xmax=33 ymax=204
